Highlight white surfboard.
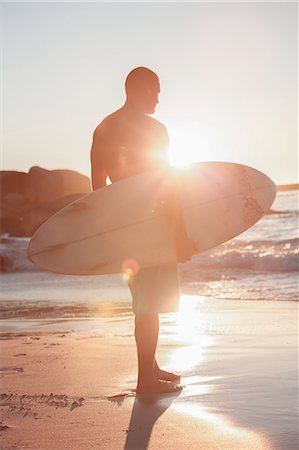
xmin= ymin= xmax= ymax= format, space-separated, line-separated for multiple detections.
xmin=28 ymin=162 xmax=276 ymax=275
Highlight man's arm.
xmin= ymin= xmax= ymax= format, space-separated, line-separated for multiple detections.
xmin=90 ymin=128 xmax=108 ymax=190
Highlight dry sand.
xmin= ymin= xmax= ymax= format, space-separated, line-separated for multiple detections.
xmin=0 ymin=299 xmax=297 ymax=450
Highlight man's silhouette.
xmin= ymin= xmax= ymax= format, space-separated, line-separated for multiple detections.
xmin=91 ymin=67 xmax=193 ymax=394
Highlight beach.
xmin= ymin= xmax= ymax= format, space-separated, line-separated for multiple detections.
xmin=1 ymin=297 xmax=298 ymax=450
xmin=1 ymin=189 xmax=298 ymax=449
xmin=2 ymin=1 xmax=298 ymax=447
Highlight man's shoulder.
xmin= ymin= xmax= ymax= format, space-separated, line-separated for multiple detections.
xmin=94 ymin=110 xmax=121 ymax=135
xmin=93 ymin=109 xmax=168 ymax=139
xmin=145 ymin=116 xmax=168 ymax=135
xmin=146 ymin=116 xmax=164 ymax=127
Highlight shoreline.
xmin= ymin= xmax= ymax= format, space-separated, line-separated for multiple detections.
xmin=1 ymin=296 xmax=298 ymax=332
xmin=2 ymin=296 xmax=295 ymax=328
xmin=1 ymin=298 xmax=298 ymax=449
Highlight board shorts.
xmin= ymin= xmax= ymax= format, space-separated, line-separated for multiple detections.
xmin=127 ymin=262 xmax=180 ymax=315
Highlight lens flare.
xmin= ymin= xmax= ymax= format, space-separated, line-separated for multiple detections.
xmin=98 ymin=303 xmax=114 ymax=317
xmin=122 ymin=259 xmax=140 ymax=281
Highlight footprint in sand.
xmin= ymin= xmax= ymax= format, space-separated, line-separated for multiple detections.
xmin=0 ymin=367 xmax=24 ymax=374
xmin=0 ymin=393 xmax=85 ymax=417
xmin=70 ymin=398 xmax=85 ymax=411
xmin=44 ymin=343 xmax=60 ymax=348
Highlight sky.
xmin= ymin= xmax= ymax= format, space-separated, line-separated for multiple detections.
xmin=1 ymin=1 xmax=298 ymax=184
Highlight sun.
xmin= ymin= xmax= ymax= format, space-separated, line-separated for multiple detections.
xmin=166 ymin=117 xmax=222 ymax=167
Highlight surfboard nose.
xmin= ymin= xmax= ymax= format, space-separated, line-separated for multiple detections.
xmin=248 ymin=167 xmax=277 ymax=214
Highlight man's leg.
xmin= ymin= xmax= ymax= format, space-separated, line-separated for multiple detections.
xmin=134 ymin=313 xmax=181 ymax=394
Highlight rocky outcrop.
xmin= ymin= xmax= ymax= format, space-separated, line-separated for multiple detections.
xmin=0 ymin=167 xmax=92 ymax=236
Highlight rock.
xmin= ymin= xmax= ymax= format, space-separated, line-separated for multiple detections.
xmin=1 ymin=193 xmax=31 ymax=213
xmin=25 ymin=167 xmax=64 ymax=206
xmin=54 ymin=169 xmax=91 ymax=195
xmin=25 ymin=167 xmax=91 ymax=206
xmin=0 ymin=254 xmax=13 ymax=272
xmin=23 ymin=193 xmax=86 ymax=236
xmin=0 ymin=167 xmax=92 ymax=237
xmin=0 ymin=171 xmax=27 ymax=196
xmin=0 ymin=203 xmax=25 ymax=236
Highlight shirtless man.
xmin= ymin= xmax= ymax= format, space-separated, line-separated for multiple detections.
xmin=91 ymin=67 xmax=193 ymax=394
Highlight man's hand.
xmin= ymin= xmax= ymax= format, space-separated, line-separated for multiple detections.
xmin=174 ymin=233 xmax=196 ymax=263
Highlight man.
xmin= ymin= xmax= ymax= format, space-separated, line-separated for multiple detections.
xmin=91 ymin=67 xmax=193 ymax=394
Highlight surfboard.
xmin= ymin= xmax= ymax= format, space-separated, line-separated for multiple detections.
xmin=28 ymin=162 xmax=276 ymax=275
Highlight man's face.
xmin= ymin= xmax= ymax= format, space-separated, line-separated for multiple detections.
xmin=145 ymin=82 xmax=160 ymax=114
xmin=138 ymin=80 xmax=160 ymax=114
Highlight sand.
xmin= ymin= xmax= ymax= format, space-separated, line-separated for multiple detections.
xmin=0 ymin=299 xmax=298 ymax=450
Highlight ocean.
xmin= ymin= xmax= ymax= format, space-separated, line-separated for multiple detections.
xmin=0 ymin=190 xmax=298 ymax=321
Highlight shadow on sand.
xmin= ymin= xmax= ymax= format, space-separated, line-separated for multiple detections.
xmin=123 ymin=391 xmax=180 ymax=450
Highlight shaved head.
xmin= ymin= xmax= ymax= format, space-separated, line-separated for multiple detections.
xmin=125 ymin=67 xmax=159 ymax=96
xmin=124 ymin=67 xmax=160 ymax=114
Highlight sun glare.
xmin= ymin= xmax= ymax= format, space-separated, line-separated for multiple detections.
xmin=164 ymin=295 xmax=215 ymax=372
xmin=176 ymin=295 xmax=202 ymax=342
xmin=166 ymin=118 xmax=223 ymax=167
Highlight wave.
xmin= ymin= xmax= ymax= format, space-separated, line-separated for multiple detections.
xmin=0 ymin=236 xmax=35 ymax=272
xmin=181 ymin=238 xmax=298 ymax=279
xmin=1 ymin=235 xmax=298 ymax=277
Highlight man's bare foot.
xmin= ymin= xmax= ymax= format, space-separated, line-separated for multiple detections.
xmin=136 ymin=379 xmax=182 ymax=395
xmin=153 ymin=367 xmax=181 ymax=382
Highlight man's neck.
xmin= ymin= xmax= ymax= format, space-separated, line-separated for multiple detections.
xmin=123 ymin=100 xmax=147 ymax=117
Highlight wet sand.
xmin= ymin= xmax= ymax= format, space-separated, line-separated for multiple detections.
xmin=0 ymin=298 xmax=298 ymax=449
